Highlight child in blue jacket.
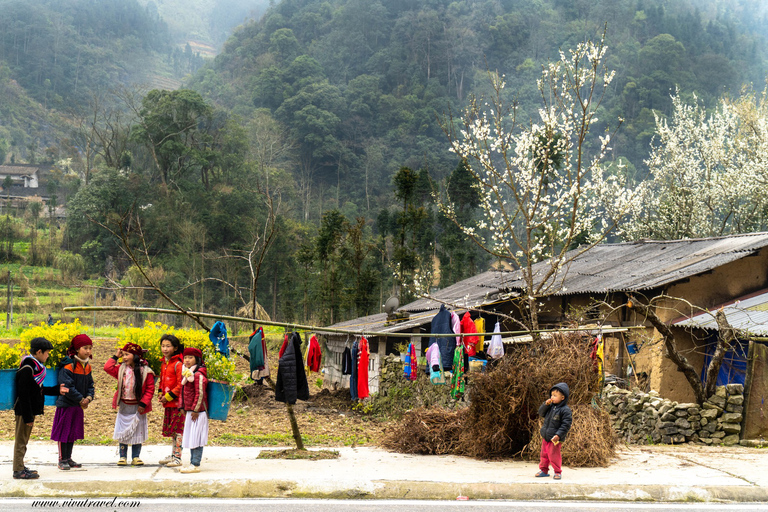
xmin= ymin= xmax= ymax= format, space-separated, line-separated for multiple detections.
xmin=536 ymin=382 xmax=572 ymax=480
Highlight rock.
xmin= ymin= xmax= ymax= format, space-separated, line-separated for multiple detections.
xmin=700 ymin=438 xmax=714 ymax=445
xmin=661 ymin=412 xmax=677 ymax=422
xmin=711 ymin=430 xmax=726 ymax=439
xmin=658 ymin=404 xmax=673 ymax=416
xmin=674 ymin=418 xmax=691 ymax=428
xmin=706 ymin=395 xmax=726 ymax=409
xmin=675 ymin=402 xmax=697 ymax=410
xmin=700 ymin=417 xmax=708 ymax=426
xmin=705 ymin=422 xmax=718 ymax=433
xmin=687 ymin=415 xmax=701 ymax=422
xmin=661 ymin=435 xmax=672 ymax=444
xmin=726 ymin=383 xmax=744 ymax=395
xmin=675 ymin=409 xmax=689 ymax=417
xmin=721 ymin=423 xmax=742 ymax=434
xmin=715 ymin=386 xmax=727 ymax=398
xmin=727 ymin=395 xmax=744 ymax=406
xmin=700 ymin=409 xmax=719 ymax=419
xmin=690 ymin=421 xmax=701 ymax=430
xmin=722 ymin=434 xmax=740 ymax=446
xmin=721 ymin=412 xmax=743 ymax=423
xmin=726 ymin=404 xmax=744 ymax=414
xmin=671 ymin=435 xmax=686 ymax=444
xmin=680 ymin=429 xmax=694 ymax=437
xmin=698 ymin=430 xmax=710 ymax=438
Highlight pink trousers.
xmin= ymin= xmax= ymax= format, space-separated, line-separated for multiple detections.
xmin=539 ymin=439 xmax=562 ymax=474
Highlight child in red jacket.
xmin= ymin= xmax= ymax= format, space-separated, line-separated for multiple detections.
xmin=178 ymin=347 xmax=208 ymax=473
xmin=104 ymin=342 xmax=155 ymax=466
xmin=157 ymin=334 xmax=184 ymax=468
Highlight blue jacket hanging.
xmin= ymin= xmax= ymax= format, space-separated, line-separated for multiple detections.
xmin=350 ymin=341 xmax=359 ymax=400
xmin=209 ymin=321 xmax=230 ymax=357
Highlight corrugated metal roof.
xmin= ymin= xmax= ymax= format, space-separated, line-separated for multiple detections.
xmin=673 ymin=288 xmax=768 ymax=335
xmin=500 ymin=232 xmax=768 ymax=295
xmin=325 ymin=233 xmax=768 ymax=332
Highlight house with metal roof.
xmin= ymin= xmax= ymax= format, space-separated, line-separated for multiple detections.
xmin=323 ymin=232 xmax=768 ymax=407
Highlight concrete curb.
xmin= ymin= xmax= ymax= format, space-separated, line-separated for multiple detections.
xmin=3 ymin=480 xmax=768 ymax=502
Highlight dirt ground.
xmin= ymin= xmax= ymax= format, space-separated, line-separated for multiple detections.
xmin=0 ymin=336 xmax=386 ymax=448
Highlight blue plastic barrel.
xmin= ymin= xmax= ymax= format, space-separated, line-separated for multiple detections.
xmin=0 ymin=369 xmax=16 ymax=410
xmin=43 ymin=369 xmax=59 ymax=406
xmin=207 ymin=380 xmax=234 ymax=421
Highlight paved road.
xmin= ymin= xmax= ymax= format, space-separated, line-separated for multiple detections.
xmin=3 ymin=498 xmax=767 ymax=512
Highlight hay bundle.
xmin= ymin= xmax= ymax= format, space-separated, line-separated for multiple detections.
xmin=384 ymin=331 xmax=617 ymax=466
xmin=381 ymin=407 xmax=465 ymax=455
xmin=523 ymin=404 xmax=616 ymax=467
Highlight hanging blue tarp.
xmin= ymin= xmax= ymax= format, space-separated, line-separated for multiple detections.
xmin=699 ymin=336 xmax=748 ymax=387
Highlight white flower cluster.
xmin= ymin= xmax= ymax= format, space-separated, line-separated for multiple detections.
xmin=622 ymin=89 xmax=768 ymax=240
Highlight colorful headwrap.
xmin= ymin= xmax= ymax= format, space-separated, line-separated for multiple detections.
xmin=183 ymin=347 xmax=203 ymax=361
xmin=120 ymin=342 xmax=148 ymax=365
xmin=67 ymin=334 xmax=93 ymax=357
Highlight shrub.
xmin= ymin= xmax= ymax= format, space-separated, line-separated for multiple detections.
xmin=19 ymin=318 xmax=87 ymax=368
xmin=0 ymin=342 xmax=22 ymax=369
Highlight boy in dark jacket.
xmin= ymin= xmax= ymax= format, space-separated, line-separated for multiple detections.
xmin=536 ymin=382 xmax=572 ymax=480
xmin=13 ymin=337 xmax=67 ymax=479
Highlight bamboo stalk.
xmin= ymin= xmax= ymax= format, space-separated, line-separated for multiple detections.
xmin=63 ymin=305 xmax=645 ymax=338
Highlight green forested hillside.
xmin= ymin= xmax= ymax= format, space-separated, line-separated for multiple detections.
xmin=191 ymin=0 xmax=768 ymax=201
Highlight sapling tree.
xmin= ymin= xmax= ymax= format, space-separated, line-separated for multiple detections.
xmin=442 ymin=33 xmax=634 ymax=329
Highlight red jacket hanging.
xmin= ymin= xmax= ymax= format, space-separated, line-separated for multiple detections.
xmin=279 ymin=333 xmax=289 ymax=359
xmin=357 ymin=337 xmax=370 ymax=399
xmin=460 ymin=312 xmax=480 ymax=356
xmin=306 ymin=335 xmax=322 ymax=373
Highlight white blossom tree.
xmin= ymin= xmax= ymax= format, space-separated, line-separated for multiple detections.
xmin=442 ymin=34 xmax=634 ymax=330
xmin=623 ymin=87 xmax=768 ymax=240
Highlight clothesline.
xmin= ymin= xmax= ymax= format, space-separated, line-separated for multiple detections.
xmin=63 ymin=306 xmax=646 ymax=338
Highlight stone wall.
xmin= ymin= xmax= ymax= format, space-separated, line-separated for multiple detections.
xmin=603 ymin=383 xmax=745 ymax=446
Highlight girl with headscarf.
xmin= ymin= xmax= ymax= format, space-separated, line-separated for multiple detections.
xmin=104 ymin=342 xmax=155 ymax=466
xmin=50 ymin=334 xmax=94 ymax=471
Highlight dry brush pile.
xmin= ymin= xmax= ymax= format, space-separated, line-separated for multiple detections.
xmin=383 ymin=333 xmax=616 ymax=467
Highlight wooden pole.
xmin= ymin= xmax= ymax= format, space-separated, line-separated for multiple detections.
xmin=64 ymin=305 xmax=645 ymax=339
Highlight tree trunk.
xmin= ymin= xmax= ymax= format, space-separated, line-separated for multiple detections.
xmin=629 ymin=295 xmax=706 ymax=404
xmin=706 ymin=310 xmax=736 ymax=399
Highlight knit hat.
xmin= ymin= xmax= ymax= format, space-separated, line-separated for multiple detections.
xmin=183 ymin=347 xmax=203 ymax=360
xmin=30 ymin=337 xmax=54 ymax=354
xmin=67 ymin=333 xmax=93 ymax=356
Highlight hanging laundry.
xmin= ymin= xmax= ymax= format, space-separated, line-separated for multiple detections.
xmin=487 ymin=322 xmax=504 ymax=359
xmin=357 ymin=337 xmax=370 ymax=400
xmin=404 ymin=343 xmax=413 ymax=380
xmin=305 ymin=335 xmax=322 ymax=373
xmin=450 ymin=345 xmax=466 ymax=399
xmin=209 ymin=321 xmax=230 ymax=357
xmin=342 ymin=346 xmax=353 ymax=375
xmin=275 ymin=332 xmax=309 ymax=404
xmin=426 ymin=342 xmax=445 ymax=385
xmin=460 ymin=312 xmax=479 ymax=357
xmin=409 ymin=342 xmax=418 ymax=381
xmin=474 ymin=316 xmax=486 ymax=352
xmin=450 ymin=311 xmax=461 ymax=346
xmin=278 ymin=333 xmax=290 ymax=359
xmin=248 ymin=327 xmax=269 ymax=380
xmin=350 ymin=341 xmax=359 ymax=400
xmin=430 ymin=304 xmax=454 ymax=371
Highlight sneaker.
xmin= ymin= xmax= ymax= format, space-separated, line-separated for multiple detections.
xmin=117 ymin=457 xmax=127 ymax=466
xmin=13 ymin=469 xmax=39 ymax=479
xmin=131 ymin=457 xmax=144 ymax=466
xmin=58 ymin=460 xmax=71 ymax=471
xmin=179 ymin=465 xmax=200 ymax=473
xmin=158 ymin=455 xmax=174 ymax=465
xmin=67 ymin=459 xmax=82 ymax=469
xmin=165 ymin=457 xmax=182 ymax=468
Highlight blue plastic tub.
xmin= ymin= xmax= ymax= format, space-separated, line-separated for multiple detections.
xmin=43 ymin=369 xmax=59 ymax=406
xmin=207 ymin=380 xmax=235 ymax=421
xmin=0 ymin=369 xmax=16 ymax=410
xmin=627 ymin=342 xmax=639 ymax=355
